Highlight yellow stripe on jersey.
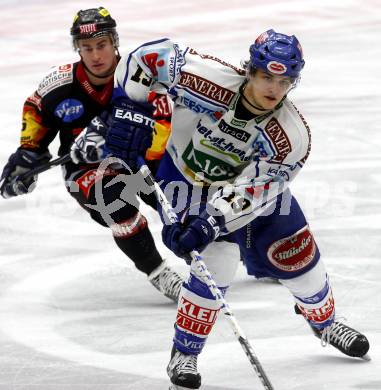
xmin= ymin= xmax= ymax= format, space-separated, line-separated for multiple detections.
xmin=145 ymin=120 xmax=171 ymax=161
xmin=20 ymin=108 xmax=49 ymax=149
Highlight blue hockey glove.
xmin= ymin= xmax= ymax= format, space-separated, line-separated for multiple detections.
xmin=105 ymin=97 xmax=155 ymax=169
xmin=70 ymin=113 xmax=110 ymax=164
xmin=162 ymin=209 xmax=225 ymax=262
xmin=0 ymin=148 xmax=52 ymax=198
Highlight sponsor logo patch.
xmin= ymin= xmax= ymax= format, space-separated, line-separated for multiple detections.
xmin=231 ymin=117 xmax=247 ymax=128
xmin=218 ymin=120 xmax=251 ymax=143
xmin=138 ymin=47 xmax=172 ymax=82
xmin=58 ymin=64 xmax=72 ymax=73
xmin=38 ymin=66 xmax=73 ymax=97
xmin=54 ymin=99 xmax=84 ymax=123
xmin=267 ymin=225 xmax=316 ymax=272
xmin=113 ymin=108 xmax=155 ymax=128
xmin=297 ymin=294 xmax=335 ymax=325
xmin=149 ymin=93 xmax=171 ymax=118
xmin=267 ymin=61 xmax=287 ymax=75
xmin=141 ymin=52 xmax=165 ymax=77
xmin=196 ymin=120 xmax=250 ymax=163
xmin=168 ymin=43 xmax=186 ymax=82
xmin=79 ymin=23 xmax=97 ymax=34
xmin=76 ymin=168 xmax=118 ymax=198
xmin=176 ymin=297 xmax=219 ymax=336
xmin=180 ymin=96 xmax=216 ymax=116
xmin=264 ymin=118 xmax=292 ymax=162
xmin=183 ymin=141 xmax=238 ymax=182
xmin=267 ymin=166 xmax=290 ymax=181
xmin=179 ymin=71 xmax=235 ymax=106
xmin=180 ymin=337 xmax=204 ymax=351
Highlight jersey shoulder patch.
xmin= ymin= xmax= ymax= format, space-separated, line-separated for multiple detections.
xmin=37 ymin=63 xmax=74 ymax=98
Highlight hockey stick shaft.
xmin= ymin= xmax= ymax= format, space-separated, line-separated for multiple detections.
xmin=137 ymin=157 xmax=274 ymax=390
xmin=17 ymin=153 xmax=72 ymax=180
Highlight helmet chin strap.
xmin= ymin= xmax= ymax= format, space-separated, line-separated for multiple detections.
xmin=239 ymin=82 xmax=268 ymax=112
xmin=239 ymin=81 xmax=287 ymax=113
xmin=240 ymin=91 xmax=267 ymax=112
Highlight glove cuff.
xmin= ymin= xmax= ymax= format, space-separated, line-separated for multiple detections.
xmin=198 ymin=209 xmax=224 ymax=241
xmin=16 ymin=148 xmax=52 ymax=167
xmin=184 ymin=203 xmax=225 ymax=238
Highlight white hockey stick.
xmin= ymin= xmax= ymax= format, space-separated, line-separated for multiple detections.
xmin=137 ymin=157 xmax=275 ymax=390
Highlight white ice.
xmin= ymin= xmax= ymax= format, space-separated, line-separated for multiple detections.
xmin=0 ymin=0 xmax=380 ymax=389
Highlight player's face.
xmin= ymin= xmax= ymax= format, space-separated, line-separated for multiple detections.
xmin=246 ymin=69 xmax=293 ymax=110
xmin=77 ymin=36 xmax=117 ymax=79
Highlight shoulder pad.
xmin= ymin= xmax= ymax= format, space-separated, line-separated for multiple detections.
xmin=37 ymin=63 xmax=74 ymax=98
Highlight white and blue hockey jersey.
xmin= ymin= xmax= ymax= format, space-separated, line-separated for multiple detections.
xmin=114 ymin=38 xmax=311 ymax=233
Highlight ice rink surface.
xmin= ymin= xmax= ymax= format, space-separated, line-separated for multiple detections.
xmin=0 ymin=0 xmax=380 ymax=389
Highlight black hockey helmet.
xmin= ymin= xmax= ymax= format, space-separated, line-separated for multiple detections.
xmin=70 ymin=7 xmax=119 ymax=49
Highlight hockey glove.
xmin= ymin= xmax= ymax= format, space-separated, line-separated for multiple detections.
xmin=70 ymin=113 xmax=109 ymax=164
xmin=0 ymin=148 xmax=52 ymax=198
xmin=162 ymin=208 xmax=225 ymax=263
xmin=105 ymin=97 xmax=155 ymax=169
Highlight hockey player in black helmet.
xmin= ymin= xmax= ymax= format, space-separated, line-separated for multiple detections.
xmin=71 ymin=7 xmax=119 ymax=47
xmin=0 ymin=7 xmax=183 ymax=303
xmin=70 ymin=7 xmax=120 ymax=79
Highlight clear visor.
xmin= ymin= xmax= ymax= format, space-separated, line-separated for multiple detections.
xmin=72 ymin=30 xmax=119 ymax=51
xmin=246 ymin=64 xmax=300 ymax=93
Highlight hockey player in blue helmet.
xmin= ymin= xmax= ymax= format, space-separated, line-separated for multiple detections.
xmin=240 ymin=29 xmax=305 ymax=113
xmin=249 ymin=29 xmax=305 ymax=78
xmin=72 ymin=28 xmax=370 ymax=389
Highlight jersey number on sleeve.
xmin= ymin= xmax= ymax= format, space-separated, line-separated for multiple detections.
xmin=131 ymin=65 xmax=153 ymax=87
xmin=222 ymin=192 xmax=251 ymax=214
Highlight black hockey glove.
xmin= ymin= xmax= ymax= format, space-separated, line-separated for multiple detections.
xmin=0 ymin=148 xmax=52 ymax=199
xmin=105 ymin=97 xmax=155 ymax=170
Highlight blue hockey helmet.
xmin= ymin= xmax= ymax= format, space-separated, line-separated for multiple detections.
xmin=249 ymin=29 xmax=305 ymax=79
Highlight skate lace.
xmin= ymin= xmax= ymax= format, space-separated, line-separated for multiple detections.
xmin=156 ymin=267 xmax=183 ymax=297
xmin=175 ymin=352 xmax=198 ymax=375
xmin=321 ymin=321 xmax=359 ymax=350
